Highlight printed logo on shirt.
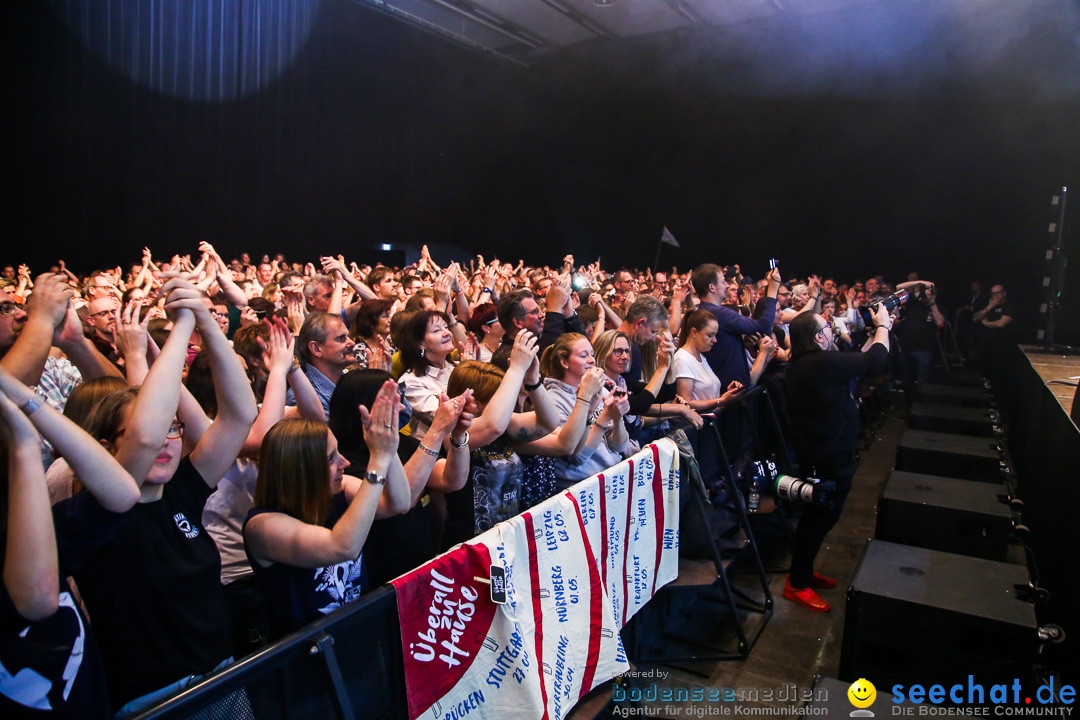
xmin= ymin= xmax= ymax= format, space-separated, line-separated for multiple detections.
xmin=173 ymin=512 xmax=200 ymax=539
xmin=1 ymin=592 xmax=86 ymax=710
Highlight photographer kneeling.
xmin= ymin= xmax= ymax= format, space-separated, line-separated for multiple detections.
xmin=783 ymin=303 xmax=892 ymax=612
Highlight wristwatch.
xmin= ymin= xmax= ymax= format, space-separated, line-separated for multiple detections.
xmin=364 ymin=471 xmax=386 ymax=486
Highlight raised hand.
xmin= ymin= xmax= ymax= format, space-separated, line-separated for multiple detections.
xmin=158 ymin=276 xmax=208 ymax=324
xmin=601 ymin=391 xmax=630 ymax=421
xmin=429 ymin=390 xmax=472 ymax=440
xmin=657 ymin=331 xmax=676 ymax=367
xmin=367 ymin=342 xmax=391 ymax=373
xmin=358 ymin=379 xmax=402 ymax=460
xmin=27 ymin=273 xmax=74 ymax=329
xmin=461 ymin=333 xmax=480 ymax=362
xmin=509 ymin=330 xmax=539 ymax=372
xmin=259 ymin=318 xmax=296 ymax=374
xmin=113 ymin=301 xmax=152 ymax=362
xmin=284 ymin=294 xmax=306 ymax=334
xmin=320 ymin=256 xmax=345 ymax=277
xmin=766 ymin=266 xmax=782 ymax=290
xmin=52 ymin=302 xmax=87 ymax=349
xmin=578 ymin=367 xmax=606 ymax=402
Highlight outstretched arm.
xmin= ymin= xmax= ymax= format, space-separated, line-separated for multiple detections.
xmin=0 ymin=366 xmax=139 ymax=512
xmin=0 ymin=388 xmax=58 ymax=621
xmin=166 ymin=280 xmax=258 ymax=487
xmin=0 ymin=273 xmax=73 ymax=385
xmin=466 ymin=331 xmax=536 ymax=447
xmin=113 ymin=281 xmax=197 ymax=487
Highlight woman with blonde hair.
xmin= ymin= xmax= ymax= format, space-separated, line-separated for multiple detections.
xmin=243 ymin=380 xmax=411 ymax=638
xmin=592 ymin=329 xmax=703 ymax=441
xmin=540 ymin=332 xmax=632 ymax=491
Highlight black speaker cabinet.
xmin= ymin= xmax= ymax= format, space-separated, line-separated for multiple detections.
xmin=915 ymin=383 xmax=993 ymax=408
xmin=840 ymin=540 xmax=1037 ymax=688
xmin=876 ymin=471 xmax=1012 ymax=560
xmin=907 ymin=402 xmax=1000 ymax=438
xmin=895 ymin=429 xmax=1004 ymax=482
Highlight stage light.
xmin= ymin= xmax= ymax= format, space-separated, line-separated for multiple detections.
xmin=51 ymin=0 xmax=321 ymax=101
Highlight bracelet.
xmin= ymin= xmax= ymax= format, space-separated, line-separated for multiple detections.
xmin=594 ymin=420 xmax=613 ymax=432
xmin=576 ymin=396 xmax=591 ymax=405
xmin=19 ymin=396 xmax=43 ymax=415
xmin=450 ymin=431 xmax=470 ymax=449
xmin=524 ymin=379 xmax=542 ymax=392
xmin=417 ymin=443 xmax=439 ymax=458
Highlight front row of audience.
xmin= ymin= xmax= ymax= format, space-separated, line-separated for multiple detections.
xmin=2 ymin=259 xmax=904 ymax=718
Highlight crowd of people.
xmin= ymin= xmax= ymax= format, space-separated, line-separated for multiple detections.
xmin=0 ymin=246 xmax=1014 ymax=717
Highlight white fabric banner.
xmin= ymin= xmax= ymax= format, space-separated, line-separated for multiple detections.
xmin=392 ymin=439 xmax=681 ymax=720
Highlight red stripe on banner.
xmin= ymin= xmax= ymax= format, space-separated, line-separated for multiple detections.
xmin=597 ymin=473 xmax=608 ymax=589
xmin=621 ymin=459 xmax=635 ymax=626
xmin=523 ymin=512 xmax=551 ymax=720
xmin=567 ymin=491 xmax=604 ymax=699
xmin=650 ymin=443 xmax=665 ymax=597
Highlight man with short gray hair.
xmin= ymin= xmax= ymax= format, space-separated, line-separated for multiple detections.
xmin=291 ymin=312 xmax=354 ymax=418
xmin=616 ymin=295 xmax=670 ymax=383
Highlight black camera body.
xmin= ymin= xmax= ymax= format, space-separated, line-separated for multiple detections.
xmin=869 ymin=288 xmax=909 ymax=314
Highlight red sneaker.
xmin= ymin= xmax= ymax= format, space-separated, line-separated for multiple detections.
xmin=784 ymin=579 xmax=831 ymax=612
xmin=810 ymin=572 xmax=837 ymax=589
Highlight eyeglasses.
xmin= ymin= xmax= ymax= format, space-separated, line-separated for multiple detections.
xmin=89 ymin=308 xmax=115 ymax=319
xmin=0 ymin=301 xmax=26 ymax=316
xmin=610 ymin=348 xmax=631 ymax=357
xmin=111 ymin=420 xmax=184 ymax=443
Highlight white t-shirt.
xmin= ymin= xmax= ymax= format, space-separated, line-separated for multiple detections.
xmin=672 ymin=347 xmax=723 ymax=402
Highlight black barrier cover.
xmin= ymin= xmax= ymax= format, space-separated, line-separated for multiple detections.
xmin=983 ymin=344 xmax=1080 ymax=686
xmin=128 ymin=586 xmax=407 ymax=720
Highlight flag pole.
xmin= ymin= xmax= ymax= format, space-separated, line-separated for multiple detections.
xmin=653 ymin=239 xmax=663 ymax=272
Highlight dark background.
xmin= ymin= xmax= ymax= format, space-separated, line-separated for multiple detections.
xmin=11 ymin=0 xmax=1080 ymax=341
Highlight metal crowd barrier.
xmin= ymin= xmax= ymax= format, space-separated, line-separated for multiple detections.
xmin=128 ymin=586 xmax=407 ymax=720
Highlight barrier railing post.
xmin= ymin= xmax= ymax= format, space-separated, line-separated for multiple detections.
xmin=311 ymin=632 xmax=358 ymax=720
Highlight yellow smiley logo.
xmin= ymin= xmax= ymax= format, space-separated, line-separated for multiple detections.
xmin=847 ymin=678 xmax=876 ymax=708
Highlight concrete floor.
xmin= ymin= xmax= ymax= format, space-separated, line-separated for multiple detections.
xmin=568 ymin=411 xmax=909 ymax=718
